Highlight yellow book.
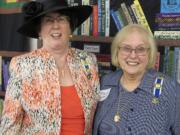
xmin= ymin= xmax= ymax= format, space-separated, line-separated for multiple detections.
xmin=6 ymin=0 xmax=17 ymax=3
xmin=133 ymin=0 xmax=152 ymax=33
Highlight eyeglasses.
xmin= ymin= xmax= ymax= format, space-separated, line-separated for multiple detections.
xmin=42 ymin=15 xmax=70 ymax=25
xmin=118 ymin=46 xmax=149 ymax=56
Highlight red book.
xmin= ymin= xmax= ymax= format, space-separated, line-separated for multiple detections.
xmin=92 ymin=4 xmax=98 ymax=37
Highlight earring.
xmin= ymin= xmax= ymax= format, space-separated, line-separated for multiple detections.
xmin=69 ymin=34 xmax=73 ymax=39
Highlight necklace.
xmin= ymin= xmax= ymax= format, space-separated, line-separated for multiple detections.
xmin=114 ymin=77 xmax=128 ymax=123
xmin=113 ymin=93 xmax=122 ymax=122
xmin=59 ymin=62 xmax=67 ymax=78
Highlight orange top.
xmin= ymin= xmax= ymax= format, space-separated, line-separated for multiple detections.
xmin=60 ymin=85 xmax=85 ymax=135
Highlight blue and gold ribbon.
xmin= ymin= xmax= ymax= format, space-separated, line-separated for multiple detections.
xmin=152 ymin=77 xmax=164 ymax=104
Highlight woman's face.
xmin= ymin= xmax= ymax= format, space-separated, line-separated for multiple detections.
xmin=118 ymin=30 xmax=149 ymax=77
xmin=39 ymin=12 xmax=71 ymax=51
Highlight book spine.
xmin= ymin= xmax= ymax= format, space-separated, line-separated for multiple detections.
xmin=126 ymin=3 xmax=137 ymax=23
xmin=155 ymin=17 xmax=180 ymax=23
xmin=157 ymin=27 xmax=180 ymax=31
xmin=161 ymin=0 xmax=180 ymax=13
xmin=92 ymin=4 xmax=99 ymax=36
xmin=2 ymin=60 xmax=9 ymax=90
xmin=120 ymin=2 xmax=133 ymax=24
xmin=71 ymin=0 xmax=81 ymax=35
xmin=105 ymin=0 xmax=110 ymax=36
xmin=0 ymin=99 xmax=4 ymax=118
xmin=114 ymin=10 xmax=124 ymax=27
xmin=100 ymin=0 xmax=106 ymax=36
xmin=117 ymin=6 xmax=128 ymax=26
xmin=97 ymin=0 xmax=102 ymax=36
xmin=154 ymin=31 xmax=180 ymax=40
xmin=133 ymin=0 xmax=152 ymax=33
xmin=110 ymin=9 xmax=122 ymax=30
xmin=156 ymin=13 xmax=180 ymax=18
xmin=158 ymin=22 xmax=180 ymax=27
xmin=95 ymin=54 xmax=111 ymax=62
xmin=0 ymin=56 xmax=2 ymax=91
xmin=130 ymin=3 xmax=141 ymax=24
xmin=81 ymin=0 xmax=90 ymax=35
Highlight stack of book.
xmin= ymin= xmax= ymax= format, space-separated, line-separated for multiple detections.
xmin=154 ymin=13 xmax=180 ymax=40
xmin=154 ymin=0 xmax=180 ymax=40
xmin=110 ymin=0 xmax=151 ymax=33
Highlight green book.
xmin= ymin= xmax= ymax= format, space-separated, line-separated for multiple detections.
xmin=0 ymin=99 xmax=4 ymax=118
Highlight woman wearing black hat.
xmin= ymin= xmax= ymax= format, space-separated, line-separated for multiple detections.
xmin=0 ymin=0 xmax=99 ymax=135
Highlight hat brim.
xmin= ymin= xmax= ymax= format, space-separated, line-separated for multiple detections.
xmin=17 ymin=5 xmax=92 ymax=38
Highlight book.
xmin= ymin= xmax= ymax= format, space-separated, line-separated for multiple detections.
xmin=105 ymin=0 xmax=110 ymax=36
xmin=154 ymin=31 xmax=180 ymax=39
xmin=126 ymin=3 xmax=138 ymax=23
xmin=120 ymin=2 xmax=133 ymax=24
xmin=0 ymin=99 xmax=3 ymax=118
xmin=155 ymin=16 xmax=180 ymax=23
xmin=95 ymin=54 xmax=111 ymax=62
xmin=92 ymin=4 xmax=99 ymax=36
xmin=81 ymin=0 xmax=90 ymax=35
xmin=0 ymin=56 xmax=2 ymax=91
xmin=157 ymin=22 xmax=180 ymax=27
xmin=97 ymin=0 xmax=102 ymax=36
xmin=100 ymin=0 xmax=106 ymax=36
xmin=161 ymin=0 xmax=180 ymax=13
xmin=133 ymin=0 xmax=152 ymax=33
xmin=110 ymin=9 xmax=122 ymax=30
xmin=117 ymin=6 xmax=128 ymax=26
xmin=156 ymin=13 xmax=180 ymax=18
xmin=2 ymin=60 xmax=10 ymax=90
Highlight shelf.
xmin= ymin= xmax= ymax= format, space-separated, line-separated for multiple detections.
xmin=156 ymin=39 xmax=180 ymax=47
xmin=0 ymin=91 xmax=5 ymax=97
xmin=71 ymin=35 xmax=113 ymax=43
xmin=0 ymin=51 xmax=27 ymax=57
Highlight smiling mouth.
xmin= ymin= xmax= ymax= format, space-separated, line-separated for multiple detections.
xmin=51 ymin=33 xmax=62 ymax=38
xmin=126 ymin=61 xmax=139 ymax=66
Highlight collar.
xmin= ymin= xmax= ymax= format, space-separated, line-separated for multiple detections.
xmin=103 ymin=69 xmax=157 ymax=94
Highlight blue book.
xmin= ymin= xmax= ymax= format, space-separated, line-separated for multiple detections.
xmin=161 ymin=0 xmax=180 ymax=13
xmin=110 ymin=9 xmax=122 ymax=31
xmin=2 ymin=60 xmax=9 ymax=91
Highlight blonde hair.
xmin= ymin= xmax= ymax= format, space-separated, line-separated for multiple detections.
xmin=111 ymin=24 xmax=157 ymax=69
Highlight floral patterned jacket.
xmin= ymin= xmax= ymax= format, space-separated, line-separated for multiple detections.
xmin=0 ymin=48 xmax=100 ymax=135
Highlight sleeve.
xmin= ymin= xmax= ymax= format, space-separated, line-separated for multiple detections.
xmin=173 ymin=82 xmax=180 ymax=135
xmin=0 ymin=57 xmax=24 ymax=135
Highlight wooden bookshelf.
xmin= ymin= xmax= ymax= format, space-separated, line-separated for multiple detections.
xmin=71 ymin=35 xmax=113 ymax=43
xmin=156 ymin=39 xmax=180 ymax=47
xmin=0 ymin=36 xmax=180 ymax=97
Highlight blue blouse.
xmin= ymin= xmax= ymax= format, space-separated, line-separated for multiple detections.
xmin=93 ymin=69 xmax=180 ymax=135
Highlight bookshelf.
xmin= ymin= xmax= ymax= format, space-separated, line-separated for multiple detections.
xmin=0 ymin=36 xmax=180 ymax=97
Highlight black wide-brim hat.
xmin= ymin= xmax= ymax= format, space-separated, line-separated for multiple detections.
xmin=17 ymin=0 xmax=92 ymax=38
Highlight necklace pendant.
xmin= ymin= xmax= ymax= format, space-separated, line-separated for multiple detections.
xmin=114 ymin=112 xmax=121 ymax=122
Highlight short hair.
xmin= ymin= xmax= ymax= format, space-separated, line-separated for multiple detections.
xmin=111 ymin=24 xmax=157 ymax=69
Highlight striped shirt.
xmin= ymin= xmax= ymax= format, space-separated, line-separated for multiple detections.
xmin=93 ymin=69 xmax=180 ymax=135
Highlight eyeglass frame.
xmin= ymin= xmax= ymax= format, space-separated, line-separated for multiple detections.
xmin=118 ymin=45 xmax=150 ymax=56
xmin=41 ymin=15 xmax=70 ymax=25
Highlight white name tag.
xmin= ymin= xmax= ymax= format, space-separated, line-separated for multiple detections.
xmin=99 ymin=88 xmax=111 ymax=101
